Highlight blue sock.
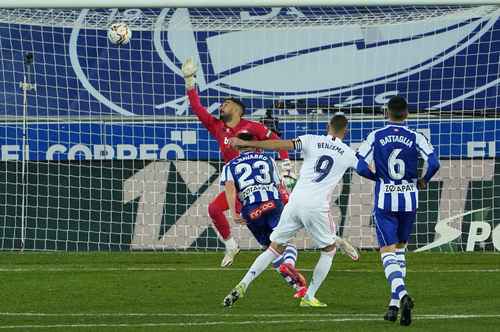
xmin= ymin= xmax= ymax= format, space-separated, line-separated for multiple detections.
xmin=396 ymin=248 xmax=407 ymax=278
xmin=283 ymin=244 xmax=298 ymax=267
xmin=381 ymin=252 xmax=408 ymax=303
xmin=389 ymin=292 xmax=400 ymax=308
xmin=389 ymin=248 xmax=407 ymax=308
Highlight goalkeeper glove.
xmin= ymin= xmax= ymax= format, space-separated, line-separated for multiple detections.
xmin=280 ymin=159 xmax=292 ymax=174
xmin=181 ymin=58 xmax=197 ymax=89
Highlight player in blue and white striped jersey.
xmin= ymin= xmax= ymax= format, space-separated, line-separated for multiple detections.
xmin=357 ymin=96 xmax=440 ymax=326
xmin=221 ymin=132 xmax=308 ymax=303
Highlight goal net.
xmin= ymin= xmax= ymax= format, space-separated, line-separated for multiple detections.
xmin=0 ymin=5 xmax=499 ymax=251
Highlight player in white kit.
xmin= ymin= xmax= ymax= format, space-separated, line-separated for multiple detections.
xmin=227 ymin=113 xmax=376 ymax=307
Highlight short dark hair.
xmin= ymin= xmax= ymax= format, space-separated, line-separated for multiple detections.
xmin=387 ymin=96 xmax=408 ymax=121
xmin=329 ymin=112 xmax=348 ymax=133
xmin=237 ymin=131 xmax=254 ymax=141
xmin=225 ymin=97 xmax=245 ymax=115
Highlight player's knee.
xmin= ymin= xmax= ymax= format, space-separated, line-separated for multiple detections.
xmin=320 ymin=243 xmax=337 ymax=254
xmin=270 ymin=241 xmax=285 ymax=254
xmin=380 ymin=244 xmax=397 ymax=253
xmin=396 ymin=242 xmax=407 ymax=249
xmin=207 ymin=202 xmax=223 ymax=218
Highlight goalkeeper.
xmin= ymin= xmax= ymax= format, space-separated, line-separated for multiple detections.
xmin=182 ymin=59 xmax=294 ymax=267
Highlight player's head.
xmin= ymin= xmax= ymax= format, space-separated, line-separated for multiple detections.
xmin=328 ymin=112 xmax=349 ymax=139
xmin=220 ymin=97 xmax=245 ymax=123
xmin=236 ymin=131 xmax=256 ymax=151
xmin=386 ymin=95 xmax=408 ymax=122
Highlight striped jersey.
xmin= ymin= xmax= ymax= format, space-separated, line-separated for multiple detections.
xmin=220 ymin=151 xmax=281 ymax=206
xmin=357 ymin=124 xmax=435 ymax=212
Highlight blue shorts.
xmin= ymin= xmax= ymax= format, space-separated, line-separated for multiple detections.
xmin=241 ymin=200 xmax=283 ymax=247
xmin=373 ymin=208 xmax=416 ymax=247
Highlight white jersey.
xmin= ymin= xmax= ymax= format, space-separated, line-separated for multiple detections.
xmin=289 ymin=134 xmax=359 ymax=210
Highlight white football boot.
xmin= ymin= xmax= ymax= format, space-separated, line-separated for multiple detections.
xmin=336 ymin=237 xmax=360 ymax=261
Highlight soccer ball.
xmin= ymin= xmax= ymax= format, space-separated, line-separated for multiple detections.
xmin=108 ymin=23 xmax=131 ymax=45
xmin=283 ymin=174 xmax=297 ymax=192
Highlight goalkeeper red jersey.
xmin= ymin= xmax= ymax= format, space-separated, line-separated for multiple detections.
xmin=187 ymin=89 xmax=289 ymax=163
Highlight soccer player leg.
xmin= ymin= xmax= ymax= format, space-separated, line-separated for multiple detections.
xmin=394 ymin=211 xmax=416 ymax=326
xmin=224 ymin=216 xmax=280 ymax=307
xmin=208 ymin=192 xmax=239 ymax=267
xmin=300 ymin=210 xmax=337 ymax=307
xmin=229 ymin=203 xmax=300 ymax=304
xmin=257 ymin=202 xmax=306 ymax=297
xmin=208 ymin=192 xmax=232 ymax=241
xmin=224 ymin=237 xmax=282 ymax=307
xmin=374 ymin=209 xmax=413 ymax=325
xmin=396 ymin=211 xmax=416 ymax=279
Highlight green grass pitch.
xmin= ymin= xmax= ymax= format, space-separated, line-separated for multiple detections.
xmin=0 ymin=251 xmax=499 ymax=331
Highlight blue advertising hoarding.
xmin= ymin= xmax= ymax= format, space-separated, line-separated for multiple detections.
xmin=0 ymin=119 xmax=496 ymax=160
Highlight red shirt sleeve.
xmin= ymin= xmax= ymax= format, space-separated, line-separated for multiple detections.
xmin=187 ymin=88 xmax=218 ymax=134
xmin=251 ymin=121 xmax=290 ymax=160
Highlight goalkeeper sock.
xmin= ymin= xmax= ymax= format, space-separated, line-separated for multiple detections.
xmin=396 ymin=247 xmax=407 ymax=278
xmin=381 ymin=252 xmax=408 ymax=301
xmin=224 ymin=237 xmax=238 ymax=251
xmin=304 ymin=248 xmax=336 ymax=300
xmin=240 ymin=247 xmax=280 ymax=290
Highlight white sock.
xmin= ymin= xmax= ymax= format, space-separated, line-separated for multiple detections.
xmin=240 ymin=248 xmax=279 ymax=290
xmin=224 ymin=237 xmax=238 ymax=250
xmin=304 ymin=249 xmax=336 ymax=300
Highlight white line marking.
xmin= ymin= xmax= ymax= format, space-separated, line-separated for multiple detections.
xmin=1 ymin=312 xmax=499 ymax=318
xmin=0 ymin=313 xmax=378 ymax=317
xmin=0 ymin=315 xmax=499 ymax=329
xmin=0 ymin=267 xmax=498 ymax=273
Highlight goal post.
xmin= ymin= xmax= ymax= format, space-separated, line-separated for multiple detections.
xmin=0 ymin=2 xmax=499 ymax=252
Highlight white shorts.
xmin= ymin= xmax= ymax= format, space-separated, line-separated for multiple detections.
xmin=270 ymin=202 xmax=337 ymax=248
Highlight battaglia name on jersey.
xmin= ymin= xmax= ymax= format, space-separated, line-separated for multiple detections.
xmin=316 ymin=142 xmax=345 ymax=155
xmin=382 ymin=183 xmax=417 ymax=193
xmin=379 ymin=135 xmax=414 ymax=148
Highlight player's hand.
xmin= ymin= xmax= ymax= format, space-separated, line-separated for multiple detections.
xmin=229 ymin=137 xmax=246 ymax=149
xmin=181 ymin=58 xmax=197 ymax=89
xmin=232 ymin=212 xmax=246 ymax=225
xmin=417 ymin=178 xmax=427 ymax=190
xmin=280 ymin=159 xmax=292 ymax=172
xmin=280 ymin=159 xmax=296 ymax=179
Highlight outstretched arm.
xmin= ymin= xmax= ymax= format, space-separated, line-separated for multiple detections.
xmin=186 ymin=89 xmax=217 ymax=130
xmin=269 ymin=130 xmax=290 ymax=160
xmin=230 ymin=137 xmax=295 ymax=151
xmin=182 ymin=58 xmax=217 ymax=131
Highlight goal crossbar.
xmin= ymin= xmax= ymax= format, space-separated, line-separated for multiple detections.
xmin=3 ymin=0 xmax=500 ymax=9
